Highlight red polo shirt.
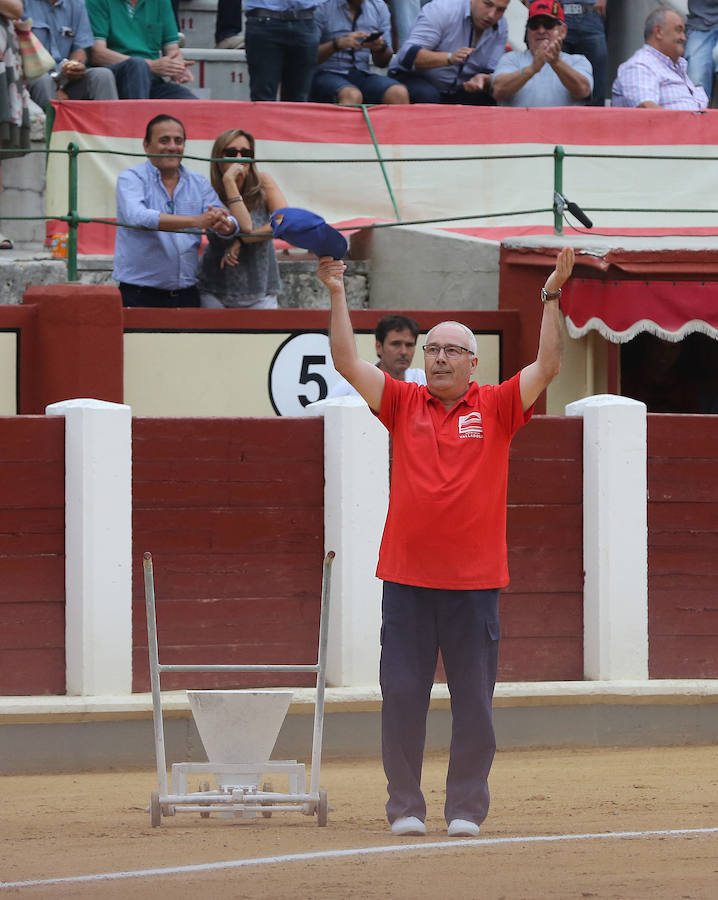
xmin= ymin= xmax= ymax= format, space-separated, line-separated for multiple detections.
xmin=375 ymin=371 xmax=532 ymax=590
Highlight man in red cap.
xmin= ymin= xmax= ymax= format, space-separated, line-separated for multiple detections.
xmin=521 ymin=0 xmax=608 ymax=106
xmin=492 ymin=0 xmax=593 ymax=105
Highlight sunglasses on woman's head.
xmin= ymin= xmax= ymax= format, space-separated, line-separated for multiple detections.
xmin=222 ymin=147 xmax=254 ymax=158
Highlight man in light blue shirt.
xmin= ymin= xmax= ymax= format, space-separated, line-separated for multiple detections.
xmin=311 ymin=0 xmax=408 ymax=104
xmin=23 ymin=0 xmax=118 ymax=106
xmin=244 ymin=0 xmax=320 ymax=101
xmin=114 ymin=114 xmax=238 ymax=307
xmin=390 ymin=0 xmax=509 ymax=104
xmin=492 ymin=0 xmax=592 ymax=106
xmin=523 ymin=0 xmax=607 ymax=105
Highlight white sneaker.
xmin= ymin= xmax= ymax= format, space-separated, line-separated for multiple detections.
xmin=391 ymin=816 xmax=427 ymax=836
xmin=216 ymin=34 xmax=245 ymax=50
xmin=447 ymin=818 xmax=480 ymax=837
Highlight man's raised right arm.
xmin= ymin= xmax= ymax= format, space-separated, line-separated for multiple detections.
xmin=317 ymin=257 xmax=385 ymax=412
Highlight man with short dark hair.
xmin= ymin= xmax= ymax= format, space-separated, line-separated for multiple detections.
xmin=113 ymin=115 xmax=244 ymax=308
xmin=317 ymin=245 xmax=575 ymax=837
xmin=327 ymin=314 xmax=426 ymax=398
xmin=493 ymin=0 xmax=592 ymax=106
xmin=612 ymin=6 xmax=708 ymax=109
xmin=390 ymin=0 xmax=509 ymax=104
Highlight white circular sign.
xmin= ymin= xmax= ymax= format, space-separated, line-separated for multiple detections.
xmin=269 ymin=332 xmax=342 ymax=416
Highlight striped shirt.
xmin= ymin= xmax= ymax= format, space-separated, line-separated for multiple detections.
xmin=612 ymin=44 xmax=708 ymax=110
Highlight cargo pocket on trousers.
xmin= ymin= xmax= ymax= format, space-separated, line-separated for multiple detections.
xmin=486 ymin=618 xmax=501 ymax=642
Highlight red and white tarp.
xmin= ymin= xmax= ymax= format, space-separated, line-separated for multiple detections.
xmin=562 ymin=278 xmax=718 ymax=343
xmin=47 ymin=101 xmax=718 ymax=255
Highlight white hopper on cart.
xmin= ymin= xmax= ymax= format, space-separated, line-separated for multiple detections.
xmin=143 ymin=550 xmax=334 ymax=828
xmin=187 ymin=689 xmax=293 ymax=790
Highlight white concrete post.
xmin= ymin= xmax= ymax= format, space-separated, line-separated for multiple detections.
xmin=565 ymin=395 xmax=648 ymax=680
xmin=313 ymin=398 xmax=389 ymax=686
xmin=46 ymin=399 xmax=133 ymax=695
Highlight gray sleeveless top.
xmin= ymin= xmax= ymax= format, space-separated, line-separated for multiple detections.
xmin=196 ymin=199 xmax=281 ymax=307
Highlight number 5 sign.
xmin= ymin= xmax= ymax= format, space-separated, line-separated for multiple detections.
xmin=268 ymin=333 xmax=343 ymax=416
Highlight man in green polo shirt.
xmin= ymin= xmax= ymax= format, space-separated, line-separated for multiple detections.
xmin=87 ymin=0 xmax=197 ymax=98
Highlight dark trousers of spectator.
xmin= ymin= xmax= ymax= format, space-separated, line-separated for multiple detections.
xmin=380 ymin=582 xmax=500 ymax=826
xmin=245 ymin=14 xmax=319 ymax=101
xmin=120 ymin=283 xmax=200 ymax=308
xmin=109 ymin=58 xmax=197 ymax=100
xmin=216 ymin=0 xmax=243 ymax=44
xmin=393 ymin=72 xmax=496 ymax=105
xmin=563 ymin=9 xmax=608 ymax=107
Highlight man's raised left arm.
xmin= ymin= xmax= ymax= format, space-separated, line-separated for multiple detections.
xmin=519 ymin=247 xmax=575 ymax=412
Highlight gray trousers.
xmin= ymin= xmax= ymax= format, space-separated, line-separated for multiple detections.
xmin=28 ymin=67 xmax=118 ymax=108
xmin=380 ymin=582 xmax=500 ymax=827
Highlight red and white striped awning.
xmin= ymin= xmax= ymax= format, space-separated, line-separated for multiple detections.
xmin=562 ymin=279 xmax=718 ymax=343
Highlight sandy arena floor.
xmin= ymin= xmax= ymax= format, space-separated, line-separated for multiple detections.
xmin=1 ymin=745 xmax=717 ymax=898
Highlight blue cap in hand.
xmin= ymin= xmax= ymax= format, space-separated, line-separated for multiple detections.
xmin=270 ymin=207 xmax=348 ymax=260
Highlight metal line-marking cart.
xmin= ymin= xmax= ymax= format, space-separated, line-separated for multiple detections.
xmin=142 ymin=550 xmax=335 ymax=827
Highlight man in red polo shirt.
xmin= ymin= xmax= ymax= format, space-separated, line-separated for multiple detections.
xmin=317 ymin=246 xmax=575 ymax=838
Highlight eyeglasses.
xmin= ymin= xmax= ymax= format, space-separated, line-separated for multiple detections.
xmin=422 ymin=344 xmax=473 ymax=359
xmin=222 ymin=147 xmax=253 ymax=159
xmin=527 ymin=17 xmax=558 ymax=30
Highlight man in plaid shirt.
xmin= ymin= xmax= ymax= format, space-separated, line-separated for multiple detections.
xmin=612 ymin=6 xmax=708 ymax=110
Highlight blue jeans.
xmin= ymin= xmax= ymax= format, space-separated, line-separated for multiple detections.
xmin=685 ymin=26 xmax=718 ymax=99
xmin=380 ymin=582 xmax=500 ymax=826
xmin=563 ymin=9 xmax=608 ymax=106
xmin=109 ymin=57 xmax=197 ymax=100
xmin=245 ymin=16 xmax=319 ymax=101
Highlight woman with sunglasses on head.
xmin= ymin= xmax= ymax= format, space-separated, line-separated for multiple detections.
xmin=197 ymin=128 xmax=286 ymax=309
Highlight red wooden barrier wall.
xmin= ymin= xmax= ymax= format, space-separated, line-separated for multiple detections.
xmin=647 ymin=414 xmax=718 ymax=678
xmin=2 ymin=412 xmax=717 ymax=695
xmin=131 ymin=417 xmax=325 ymax=692
xmin=0 ymin=417 xmax=65 ymax=694
xmin=502 ymin=416 xmax=584 ymax=681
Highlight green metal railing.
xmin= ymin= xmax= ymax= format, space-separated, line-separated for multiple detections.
xmin=5 ymin=121 xmax=718 ymax=281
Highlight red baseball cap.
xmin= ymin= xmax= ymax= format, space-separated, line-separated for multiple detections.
xmin=527 ymin=0 xmax=565 ymax=24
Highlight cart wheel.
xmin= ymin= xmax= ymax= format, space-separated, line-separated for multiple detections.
xmin=199 ymin=780 xmax=211 ymax=818
xmin=317 ymin=790 xmax=328 ymax=827
xmin=261 ymin=781 xmax=273 ymax=818
xmin=150 ymin=791 xmax=162 ymax=828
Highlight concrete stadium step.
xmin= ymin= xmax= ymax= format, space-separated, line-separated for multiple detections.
xmin=183 ymin=48 xmax=249 ymax=100
xmin=179 ymin=0 xmax=222 ymax=50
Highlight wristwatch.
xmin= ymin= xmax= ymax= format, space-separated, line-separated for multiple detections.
xmin=541 ymin=287 xmax=561 ymax=303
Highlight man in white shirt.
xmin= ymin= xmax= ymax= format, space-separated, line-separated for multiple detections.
xmin=328 ymin=314 xmax=427 ymax=397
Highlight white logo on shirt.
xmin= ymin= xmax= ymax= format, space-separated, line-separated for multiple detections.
xmin=458 ymin=411 xmax=483 ymax=439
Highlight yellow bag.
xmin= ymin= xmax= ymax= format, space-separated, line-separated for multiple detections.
xmin=14 ymin=19 xmax=56 ymax=80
